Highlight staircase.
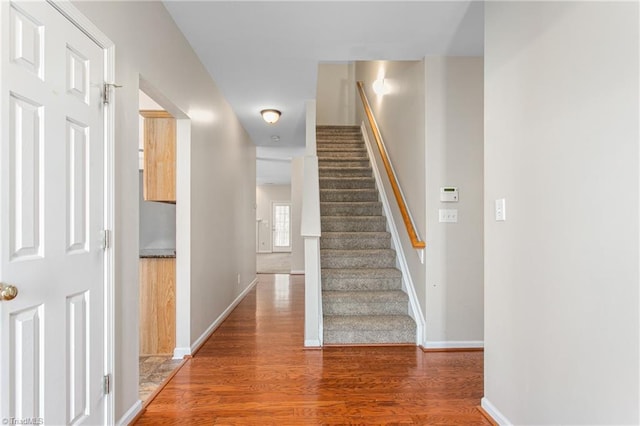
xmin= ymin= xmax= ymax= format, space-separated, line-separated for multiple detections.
xmin=317 ymin=125 xmax=416 ymax=345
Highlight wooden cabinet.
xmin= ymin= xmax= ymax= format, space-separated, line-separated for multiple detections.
xmin=140 ymin=110 xmax=176 ymax=202
xmin=139 ymin=258 xmax=175 ymax=355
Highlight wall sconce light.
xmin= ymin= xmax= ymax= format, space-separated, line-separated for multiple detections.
xmin=261 ymin=109 xmax=281 ymax=124
xmin=372 ymin=78 xmax=390 ymax=96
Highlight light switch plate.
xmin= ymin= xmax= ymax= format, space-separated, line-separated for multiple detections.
xmin=495 ymin=198 xmax=506 ymax=221
xmin=439 ymin=209 xmax=458 ymax=223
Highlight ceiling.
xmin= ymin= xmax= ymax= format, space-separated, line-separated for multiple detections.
xmin=163 ymin=1 xmax=484 ymax=184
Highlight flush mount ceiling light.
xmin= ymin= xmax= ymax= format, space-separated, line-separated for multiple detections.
xmin=261 ymin=109 xmax=281 ymax=124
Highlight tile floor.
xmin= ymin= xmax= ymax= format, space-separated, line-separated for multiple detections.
xmin=139 ymin=355 xmax=183 ymax=402
xmin=256 ymin=252 xmax=291 ymax=274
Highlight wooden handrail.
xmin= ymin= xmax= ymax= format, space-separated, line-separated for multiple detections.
xmin=356 ymin=81 xmax=425 ymax=249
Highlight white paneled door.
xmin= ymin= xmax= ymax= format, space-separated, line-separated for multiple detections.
xmin=272 ymin=202 xmax=291 ymax=252
xmin=0 ymin=1 xmax=111 ymax=424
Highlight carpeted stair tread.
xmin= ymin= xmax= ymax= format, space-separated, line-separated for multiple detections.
xmin=322 ymin=267 xmax=402 ymax=279
xmin=321 ymin=249 xmax=396 ymax=269
xmin=321 ymin=232 xmax=391 ymax=249
xmin=319 ymin=167 xmax=372 ymax=177
xmin=320 ymin=216 xmax=387 ymax=232
xmin=322 ymin=291 xmax=409 ymax=316
xmin=320 ymin=177 xmax=375 ymax=189
xmin=320 ymin=188 xmax=378 ymax=202
xmin=324 ymin=314 xmax=415 ymax=331
xmin=323 ymin=315 xmax=416 ymax=344
xmin=323 ymin=290 xmax=408 ymax=304
xmin=321 ymin=269 xmax=402 ymax=291
xmin=321 ymin=201 xmax=382 ymax=216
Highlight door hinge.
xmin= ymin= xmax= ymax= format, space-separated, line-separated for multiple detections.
xmin=103 ymin=374 xmax=111 ymax=395
xmin=102 ymin=229 xmax=111 ymax=250
xmin=102 ymin=82 xmax=123 ymax=105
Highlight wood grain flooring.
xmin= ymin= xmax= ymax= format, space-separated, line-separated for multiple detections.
xmin=134 ymin=274 xmax=490 ymax=425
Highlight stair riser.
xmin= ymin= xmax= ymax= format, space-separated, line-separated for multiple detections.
xmin=321 ymin=254 xmax=396 ymax=269
xmin=321 ymin=203 xmax=381 ymax=216
xmin=319 ymin=168 xmax=372 ymax=178
xmin=317 ymin=133 xmax=362 ymax=138
xmin=320 ymin=190 xmax=378 ymax=202
xmin=322 ymin=277 xmax=402 ymax=291
xmin=324 ymin=329 xmax=415 ymax=345
xmin=319 ymin=159 xmax=370 ymax=168
xmin=321 ymin=219 xmax=386 ymax=232
xmin=319 ymin=156 xmax=369 ymax=163
xmin=323 ymin=302 xmax=408 ymax=316
xmin=319 ymin=179 xmax=375 ymax=190
xmin=317 ymin=145 xmax=364 ymax=151
xmin=317 ymin=149 xmax=367 ymax=156
xmin=320 ymin=238 xmax=389 ymax=250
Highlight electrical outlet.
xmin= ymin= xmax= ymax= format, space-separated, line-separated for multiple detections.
xmin=439 ymin=209 xmax=458 ymax=223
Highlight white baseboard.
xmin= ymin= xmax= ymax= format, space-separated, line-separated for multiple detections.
xmin=190 ymin=277 xmax=258 ymax=353
xmin=304 ymin=339 xmax=321 ymax=347
xmin=117 ymin=399 xmax=142 ymax=426
xmin=290 ymin=270 xmax=304 ymax=275
xmin=422 ymin=340 xmax=484 ymax=349
xmin=481 ymin=397 xmax=512 ymax=425
xmin=172 ymin=347 xmax=191 ymax=359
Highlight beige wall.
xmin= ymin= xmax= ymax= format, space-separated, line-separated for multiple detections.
xmin=354 ymin=59 xmax=484 ymax=347
xmin=316 ymin=63 xmax=356 ymax=125
xmin=256 ymin=185 xmax=292 ymax=253
xmin=73 ymin=1 xmax=256 ymax=420
xmin=484 ymin=1 xmax=639 ymax=423
xmin=424 ymin=57 xmax=484 ymax=345
xmin=355 ymin=60 xmax=427 ymax=317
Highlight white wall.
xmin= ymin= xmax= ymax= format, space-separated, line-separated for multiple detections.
xmin=256 ymin=185 xmax=292 ymax=253
xmin=316 ymin=63 xmax=356 ymax=125
xmin=484 ymin=2 xmax=639 ymax=424
xmin=424 ymin=57 xmax=484 ymax=346
xmin=73 ymin=2 xmax=256 ymax=420
xmin=290 ymin=158 xmax=305 ymax=273
xmin=355 ymin=59 xmax=484 ymax=348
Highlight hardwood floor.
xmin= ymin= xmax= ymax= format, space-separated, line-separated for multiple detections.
xmin=134 ymin=274 xmax=490 ymax=425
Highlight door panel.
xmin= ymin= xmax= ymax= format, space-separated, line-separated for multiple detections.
xmin=1 ymin=1 xmax=107 ymax=424
xmin=272 ymin=202 xmax=291 ymax=252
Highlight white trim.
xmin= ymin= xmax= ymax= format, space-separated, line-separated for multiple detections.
xmin=172 ymin=347 xmax=191 ymax=360
xmin=116 ymin=400 xmax=142 ymax=426
xmin=481 ymin=397 xmax=512 ymax=426
xmin=47 ymin=2 xmax=116 ymax=423
xmin=304 ymin=339 xmax=321 ymax=347
xmin=190 ymin=278 xmax=258 ymax=353
xmin=422 ymin=340 xmax=484 ymax=349
xmin=360 ymin=123 xmax=426 ymax=345
xmin=290 ymin=270 xmax=305 ymax=275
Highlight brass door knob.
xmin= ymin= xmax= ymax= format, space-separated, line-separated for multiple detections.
xmin=0 ymin=283 xmax=18 ymax=301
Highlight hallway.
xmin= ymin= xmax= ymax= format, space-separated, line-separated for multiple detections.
xmin=134 ymin=274 xmax=490 ymax=424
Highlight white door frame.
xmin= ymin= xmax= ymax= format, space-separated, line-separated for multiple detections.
xmin=272 ymin=201 xmax=292 ymax=253
xmin=46 ymin=1 xmax=115 ymax=423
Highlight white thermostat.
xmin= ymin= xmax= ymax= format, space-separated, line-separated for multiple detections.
xmin=440 ymin=187 xmax=459 ymax=202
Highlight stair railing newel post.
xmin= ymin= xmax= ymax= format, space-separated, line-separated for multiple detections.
xmin=302 ymin=100 xmax=323 ymax=347
xmin=355 ymin=81 xmax=426 ymax=251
